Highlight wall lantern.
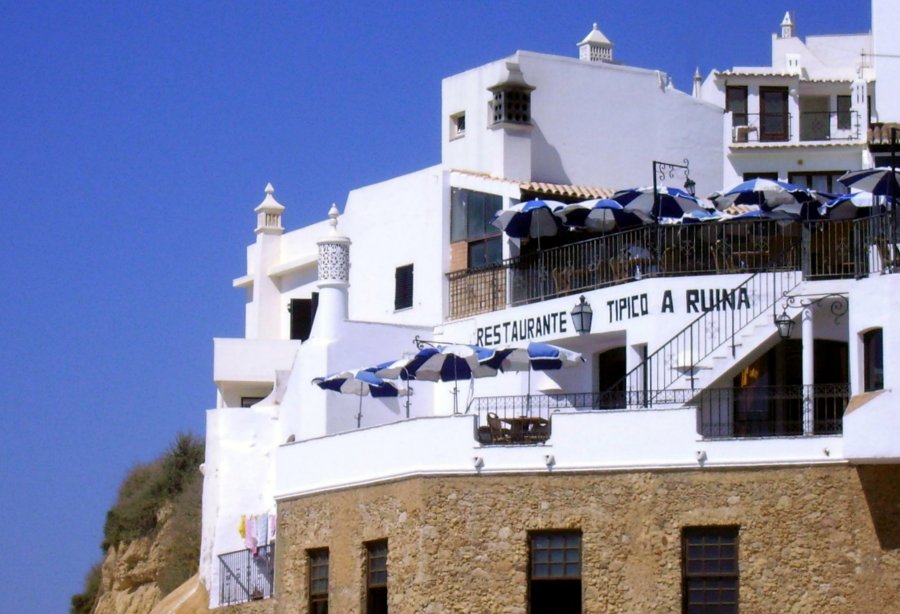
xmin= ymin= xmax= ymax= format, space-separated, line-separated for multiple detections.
xmin=571 ymin=295 xmax=593 ymax=335
xmin=683 ymin=176 xmax=697 ymax=197
xmin=774 ymin=309 xmax=795 ymax=339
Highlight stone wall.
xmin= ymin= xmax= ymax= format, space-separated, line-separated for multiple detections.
xmin=268 ymin=464 xmax=898 ymax=613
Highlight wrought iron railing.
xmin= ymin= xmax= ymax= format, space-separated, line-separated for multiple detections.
xmin=448 ymin=218 xmax=803 ymax=320
xmin=698 ymin=384 xmax=848 ymax=438
xmin=218 ymin=544 xmax=275 ymax=606
xmin=472 ymin=383 xmax=848 ymax=442
xmin=799 ymin=110 xmax=861 ymax=141
xmin=615 ymin=264 xmax=803 ymax=400
xmin=730 ymin=113 xmax=792 ymax=143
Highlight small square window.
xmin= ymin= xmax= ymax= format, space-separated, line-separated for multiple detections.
xmin=450 ymin=112 xmax=466 ymax=139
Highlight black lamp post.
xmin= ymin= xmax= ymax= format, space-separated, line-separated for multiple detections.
xmin=571 ymin=295 xmax=593 ymax=334
xmin=652 ymin=159 xmax=695 ymax=217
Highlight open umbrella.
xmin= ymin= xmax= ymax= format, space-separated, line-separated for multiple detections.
xmin=818 ymin=192 xmax=888 ymax=220
xmin=553 ymin=198 xmax=651 ymax=232
xmin=714 ymin=178 xmax=814 ymax=211
xmin=611 ymin=186 xmax=706 ymax=220
xmin=376 ymin=344 xmax=497 ymax=413
xmin=482 ymin=342 xmax=585 ymax=415
xmin=491 ymin=199 xmax=564 ymax=240
xmin=313 ymin=369 xmax=408 ymax=428
xmin=838 ymin=167 xmax=900 ymax=198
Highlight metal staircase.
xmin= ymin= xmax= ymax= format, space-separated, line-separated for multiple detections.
xmin=617 ymin=265 xmax=803 ymax=405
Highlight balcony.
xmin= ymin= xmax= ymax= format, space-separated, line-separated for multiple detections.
xmin=471 ymin=384 xmax=847 ymax=442
xmin=730 ymin=111 xmax=862 ymax=144
xmin=730 ymin=113 xmax=791 ymax=143
xmin=218 ymin=544 xmax=275 ymax=606
xmin=447 ymin=214 xmax=896 ymax=320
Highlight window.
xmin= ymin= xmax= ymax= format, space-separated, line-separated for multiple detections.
xmin=529 ymin=531 xmax=581 ymax=614
xmin=290 ymin=294 xmax=318 ymax=341
xmin=726 ymin=86 xmax=748 ymax=127
xmin=394 ymin=264 xmax=413 ymax=310
xmin=682 ymin=526 xmax=739 ymax=613
xmin=760 ymin=87 xmax=789 ymax=141
xmin=450 ymin=188 xmax=503 ymax=268
xmin=450 ymin=112 xmax=466 ymax=139
xmin=837 ymin=95 xmax=852 ymax=130
xmin=863 ymin=328 xmax=884 ymax=392
xmin=308 ymin=549 xmax=329 ymax=614
xmin=788 ymin=171 xmax=848 ymax=195
xmin=366 ymin=540 xmax=388 ymax=614
xmin=742 ymin=172 xmax=778 ymax=181
xmin=240 ymin=396 xmax=266 ymax=408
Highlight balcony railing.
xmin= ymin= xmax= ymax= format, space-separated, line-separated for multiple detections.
xmin=218 ymin=544 xmax=275 ymax=606
xmin=447 ymin=214 xmax=896 ymax=320
xmin=731 ymin=113 xmax=791 ymax=143
xmin=471 ymin=384 xmax=848 ymax=444
xmin=698 ymin=384 xmax=848 ymax=438
xmin=799 ymin=110 xmax=861 ymax=142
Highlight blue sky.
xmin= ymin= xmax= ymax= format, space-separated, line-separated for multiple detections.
xmin=0 ymin=1 xmax=870 ymax=611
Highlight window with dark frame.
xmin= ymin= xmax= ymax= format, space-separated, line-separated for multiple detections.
xmin=682 ymin=526 xmax=739 ymax=613
xmin=726 ymin=86 xmax=748 ymax=127
xmin=308 ymin=548 xmax=329 ymax=614
xmin=529 ymin=531 xmax=582 ymax=614
xmin=366 ymin=540 xmax=388 ymax=614
xmin=394 ymin=264 xmax=413 ymax=311
xmin=837 ymin=95 xmax=852 ymax=130
xmin=863 ymin=328 xmax=884 ymax=392
xmin=450 ymin=188 xmax=503 ymax=268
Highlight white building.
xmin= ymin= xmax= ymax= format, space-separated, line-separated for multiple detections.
xmin=700 ymin=6 xmax=900 ymax=191
xmin=199 ymin=10 xmax=899 ymax=613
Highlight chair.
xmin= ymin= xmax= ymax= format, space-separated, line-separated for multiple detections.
xmin=487 ymin=412 xmax=510 ymax=443
xmin=524 ymin=419 xmax=551 ymax=443
xmin=552 ymin=266 xmax=574 ymax=294
xmin=875 ymin=236 xmax=898 ymax=273
xmin=710 ymin=240 xmax=736 ymax=274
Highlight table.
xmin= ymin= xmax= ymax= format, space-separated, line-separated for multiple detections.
xmin=501 ymin=416 xmax=549 ymax=442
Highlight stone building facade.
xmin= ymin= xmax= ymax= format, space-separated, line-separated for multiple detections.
xmin=263 ymin=464 xmax=899 ymax=613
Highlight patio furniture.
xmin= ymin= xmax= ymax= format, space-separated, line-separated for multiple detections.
xmin=487 ymin=412 xmax=511 ymax=443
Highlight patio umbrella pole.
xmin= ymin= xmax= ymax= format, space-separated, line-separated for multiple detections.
xmin=357 ymin=394 xmax=363 ymax=428
xmin=526 ymin=367 xmax=532 ymax=417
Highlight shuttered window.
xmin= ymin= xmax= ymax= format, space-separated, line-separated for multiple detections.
xmin=395 ymin=264 xmax=414 ymax=310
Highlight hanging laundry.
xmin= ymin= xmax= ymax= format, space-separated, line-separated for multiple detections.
xmin=256 ymin=514 xmax=268 ymax=546
xmin=238 ymin=514 xmax=246 ymax=538
xmin=268 ymin=512 xmax=277 ymax=542
xmin=244 ymin=515 xmax=258 ymax=556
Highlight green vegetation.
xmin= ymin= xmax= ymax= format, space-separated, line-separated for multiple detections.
xmin=70 ymin=433 xmax=205 ymax=613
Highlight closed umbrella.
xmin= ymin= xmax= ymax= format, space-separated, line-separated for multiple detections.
xmin=313 ymin=369 xmax=409 ymax=428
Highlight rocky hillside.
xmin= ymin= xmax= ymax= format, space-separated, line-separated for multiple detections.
xmin=72 ymin=434 xmax=205 ymax=614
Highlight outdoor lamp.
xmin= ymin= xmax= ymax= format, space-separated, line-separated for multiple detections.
xmin=571 ymin=295 xmax=593 ymax=334
xmin=774 ymin=309 xmax=795 ymax=339
xmin=683 ymin=176 xmax=697 ymax=196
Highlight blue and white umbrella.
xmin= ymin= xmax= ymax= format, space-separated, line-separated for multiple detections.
xmin=480 ymin=342 xmax=584 ymax=416
xmin=838 ymin=167 xmax=900 ymax=198
xmin=611 ymin=186 xmax=706 ymax=220
xmin=482 ymin=342 xmax=584 ymax=372
xmin=818 ymin=192 xmax=887 ymax=220
xmin=375 ymin=344 xmax=498 ymax=413
xmin=714 ymin=178 xmax=815 ymax=211
xmin=313 ymin=369 xmax=409 ymax=427
xmin=491 ymin=199 xmax=564 ymax=240
xmin=553 ymin=198 xmax=651 ymax=232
